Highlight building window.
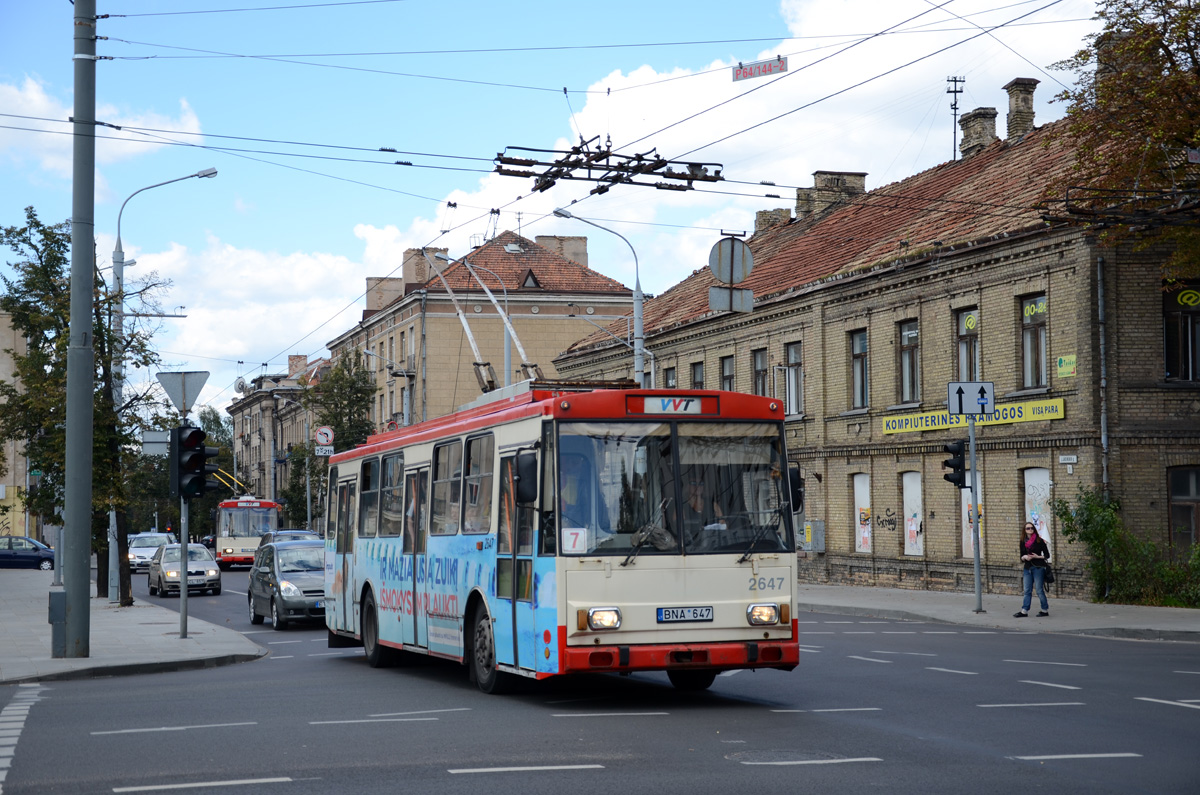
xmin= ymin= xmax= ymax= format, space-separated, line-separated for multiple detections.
xmin=785 ymin=342 xmax=803 ymax=415
xmin=850 ymin=330 xmax=868 ymax=408
xmin=720 ymin=356 xmax=735 ymax=391
xmin=898 ymin=320 xmax=920 ymax=403
xmin=853 ymin=473 xmax=871 ymax=553
xmin=1169 ymin=468 xmax=1200 ymax=560
xmin=1165 ymin=286 xmax=1200 ymax=381
xmin=664 ymin=367 xmax=677 ymax=389
xmin=1021 ymin=295 xmax=1047 ymax=388
xmin=752 ymin=349 xmax=768 ymax=396
xmin=957 ymin=308 xmax=980 ymax=381
xmin=691 ymin=362 xmax=704 ymax=390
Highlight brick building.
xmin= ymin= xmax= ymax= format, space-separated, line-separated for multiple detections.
xmin=327 ymin=231 xmax=635 ymax=428
xmin=555 ymin=79 xmax=1200 ymax=597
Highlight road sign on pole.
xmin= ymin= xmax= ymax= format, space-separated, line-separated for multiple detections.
xmin=947 ymin=381 xmax=995 ymax=415
xmin=157 ymin=371 xmax=210 ymax=416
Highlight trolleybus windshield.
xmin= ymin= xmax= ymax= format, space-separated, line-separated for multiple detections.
xmin=556 ymin=420 xmax=793 ymax=557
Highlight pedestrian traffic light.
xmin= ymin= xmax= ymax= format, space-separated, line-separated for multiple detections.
xmin=942 ymin=439 xmax=968 ymax=489
xmin=170 ymin=425 xmax=220 ymax=499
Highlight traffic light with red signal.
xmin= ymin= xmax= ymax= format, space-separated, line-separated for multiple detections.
xmin=170 ymin=425 xmax=220 ymax=499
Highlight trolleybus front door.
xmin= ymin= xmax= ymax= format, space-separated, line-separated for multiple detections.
xmin=403 ymin=468 xmax=428 ymax=648
xmin=499 ymin=455 xmax=537 ymax=670
xmin=334 ymin=479 xmax=357 ymax=634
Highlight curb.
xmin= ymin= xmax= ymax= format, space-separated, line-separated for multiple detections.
xmin=4 ymin=650 xmax=268 ymax=686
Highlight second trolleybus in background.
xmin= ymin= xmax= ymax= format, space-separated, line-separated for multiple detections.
xmin=324 ymin=381 xmax=803 ymax=693
xmin=211 ymin=497 xmax=282 ymax=569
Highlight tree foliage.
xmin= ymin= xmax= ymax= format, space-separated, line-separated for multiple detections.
xmin=278 ymin=440 xmax=326 ymax=528
xmin=304 ymin=352 xmax=374 ymax=453
xmin=1048 ymin=0 xmax=1200 ymax=277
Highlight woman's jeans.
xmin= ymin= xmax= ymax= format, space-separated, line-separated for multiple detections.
xmin=1022 ymin=566 xmax=1048 ymax=612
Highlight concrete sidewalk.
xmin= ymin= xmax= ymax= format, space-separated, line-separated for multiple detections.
xmin=795 ymin=583 xmax=1200 ymax=643
xmin=1 ymin=570 xmax=265 ymax=685
xmin=3 ymin=570 xmax=1197 ymax=686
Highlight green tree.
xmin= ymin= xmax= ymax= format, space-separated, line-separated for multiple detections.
xmin=305 ymin=352 xmax=374 ymax=453
xmin=0 ymin=207 xmax=170 ymax=603
xmin=277 ymin=440 xmax=326 ymax=528
xmin=1048 ymin=0 xmax=1200 ymax=278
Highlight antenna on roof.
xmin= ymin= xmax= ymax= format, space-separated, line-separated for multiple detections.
xmin=947 ymin=76 xmax=966 ymax=160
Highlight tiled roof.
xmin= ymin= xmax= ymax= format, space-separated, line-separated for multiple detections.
xmin=566 ymin=120 xmax=1076 ymax=353
xmin=425 ymin=230 xmax=632 ymax=296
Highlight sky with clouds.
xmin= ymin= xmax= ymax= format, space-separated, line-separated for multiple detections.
xmin=0 ymin=0 xmax=1099 ymax=416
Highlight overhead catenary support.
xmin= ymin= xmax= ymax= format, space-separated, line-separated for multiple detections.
xmin=420 ymin=249 xmax=497 ymax=393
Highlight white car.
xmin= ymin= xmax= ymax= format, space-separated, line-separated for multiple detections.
xmin=127 ymin=533 xmax=176 ymax=572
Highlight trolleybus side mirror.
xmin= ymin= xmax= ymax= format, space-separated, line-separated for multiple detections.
xmin=787 ymin=463 xmax=804 ymax=514
xmin=515 ymin=451 xmax=538 ymax=505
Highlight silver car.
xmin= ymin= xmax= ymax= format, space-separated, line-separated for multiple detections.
xmin=248 ymin=540 xmax=325 ymax=630
xmin=147 ymin=544 xmax=222 ymax=597
xmin=127 ymin=533 xmax=175 ymax=572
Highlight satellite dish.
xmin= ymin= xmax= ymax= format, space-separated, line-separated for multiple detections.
xmin=234 ymin=377 xmax=248 ymax=394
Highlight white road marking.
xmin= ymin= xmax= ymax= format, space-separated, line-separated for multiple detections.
xmin=848 ymin=655 xmax=892 ymax=664
xmin=1011 ymin=753 xmax=1141 ymax=761
xmin=721 ymin=740 xmax=747 ymax=744
xmin=308 ymin=652 xmax=351 ymax=657
xmin=1004 ymin=659 xmax=1086 ymax=667
xmin=223 ymin=589 xmax=248 ymax=596
xmin=742 ymin=757 xmax=883 ymax=766
xmin=1173 ymin=670 xmax=1200 ymax=675
xmin=871 ymin=651 xmax=935 ymax=657
xmin=843 ymin=631 xmax=876 ymax=634
xmin=553 ymin=712 xmax=668 ymax=718
xmin=271 ymin=656 xmax=294 ymax=660
xmin=922 ymin=631 xmax=957 ymax=634
xmin=801 ymin=631 xmax=836 ymax=635
xmin=309 ymin=718 xmax=438 ymax=724
xmin=796 ymin=621 xmax=820 ymax=624
xmin=112 ymin=777 xmax=292 ymax=792
xmin=92 ymin=722 xmax=257 ymax=736
xmin=718 ymin=670 xmax=743 ymax=676
xmin=241 ymin=630 xmax=275 ymax=635
xmin=1020 ymin=680 xmax=1081 ymax=690
xmin=449 ymin=765 xmax=604 ymax=774
xmin=797 ymin=644 xmax=824 ymax=650
xmin=881 ymin=631 xmax=917 ymax=634
xmin=799 ymin=648 xmax=822 ymax=653
xmin=824 ymin=621 xmax=854 ymax=624
xmin=370 ymin=708 xmax=472 ymax=717
xmin=964 ymin=631 xmax=997 ymax=634
xmin=1135 ymin=697 xmax=1200 ymax=710
xmin=978 ymin=702 xmax=1085 ymax=708
xmin=266 ymin=640 xmax=303 ymax=645
xmin=927 ymin=667 xmax=978 ymax=675
xmin=857 ymin=621 xmax=890 ymax=624
xmin=770 ymin=708 xmax=882 ymax=713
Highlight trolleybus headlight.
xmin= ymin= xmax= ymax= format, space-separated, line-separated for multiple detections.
xmin=746 ymin=603 xmax=779 ymax=625
xmin=586 ymin=607 xmax=621 ymax=631
xmin=279 ymin=580 xmax=302 ymax=597
xmin=222 ymin=548 xmax=234 ymax=555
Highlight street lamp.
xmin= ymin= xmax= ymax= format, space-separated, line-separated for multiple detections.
xmin=106 ymin=167 xmax=218 ymax=602
xmin=553 ymin=208 xmax=645 ymax=387
xmin=566 ymin=303 xmax=657 ymax=387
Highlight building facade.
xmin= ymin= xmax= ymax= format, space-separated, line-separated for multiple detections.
xmin=555 ymin=79 xmax=1200 ymax=597
xmin=0 ymin=311 xmax=35 ymax=542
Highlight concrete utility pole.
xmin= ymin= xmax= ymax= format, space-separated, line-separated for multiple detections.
xmin=58 ymin=0 xmax=98 ymax=658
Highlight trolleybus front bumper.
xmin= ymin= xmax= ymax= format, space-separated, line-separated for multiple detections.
xmin=560 ymin=633 xmax=799 ymax=674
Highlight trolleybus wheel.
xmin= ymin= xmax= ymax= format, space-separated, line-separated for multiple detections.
xmin=362 ymin=593 xmax=398 ymax=668
xmin=471 ymin=607 xmax=513 ymax=694
xmin=248 ymin=595 xmax=263 ymax=625
xmin=271 ymin=597 xmax=289 ymax=631
xmin=667 ymin=669 xmax=718 ymax=691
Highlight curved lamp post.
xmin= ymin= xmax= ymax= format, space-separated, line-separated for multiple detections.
xmin=106 ymin=168 xmax=217 ymax=602
xmin=552 ymin=208 xmax=645 ymax=387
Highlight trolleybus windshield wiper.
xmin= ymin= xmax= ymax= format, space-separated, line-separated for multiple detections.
xmin=736 ymin=507 xmax=784 ymax=564
xmin=621 ymin=498 xmax=669 ymax=567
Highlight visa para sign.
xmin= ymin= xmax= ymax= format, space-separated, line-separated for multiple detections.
xmin=733 ymin=56 xmax=787 ymax=82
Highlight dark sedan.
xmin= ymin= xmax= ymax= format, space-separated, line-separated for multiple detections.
xmin=248 ymin=540 xmax=325 ymax=630
xmin=0 ymin=536 xmax=55 ymax=570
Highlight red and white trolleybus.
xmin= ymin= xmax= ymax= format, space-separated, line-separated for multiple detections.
xmin=212 ymin=497 xmax=282 ymax=570
xmin=324 ymin=381 xmax=802 ymax=693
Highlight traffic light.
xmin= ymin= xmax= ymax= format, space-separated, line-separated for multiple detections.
xmin=170 ymin=425 xmax=220 ymax=499
xmin=942 ymin=439 xmax=968 ymax=489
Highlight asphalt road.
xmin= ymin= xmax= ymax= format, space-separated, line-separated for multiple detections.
xmin=2 ymin=578 xmax=1197 ymax=794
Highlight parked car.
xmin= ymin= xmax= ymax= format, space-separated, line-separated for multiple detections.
xmin=248 ymin=539 xmax=325 ymax=630
xmin=0 ymin=536 xmax=55 ymax=570
xmin=147 ymin=544 xmax=222 ymax=597
xmin=127 ymin=532 xmax=176 ymax=572
xmin=257 ymin=529 xmax=319 ymax=547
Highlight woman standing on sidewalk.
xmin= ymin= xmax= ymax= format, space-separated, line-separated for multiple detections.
xmin=1014 ymin=522 xmax=1050 ymax=618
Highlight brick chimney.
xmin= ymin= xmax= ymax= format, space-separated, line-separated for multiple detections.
xmin=959 ymin=107 xmax=998 ymax=158
xmin=365 ymin=277 xmax=405 ymax=311
xmin=536 ymin=235 xmax=588 ymax=268
xmin=755 ymin=208 xmax=792 ymax=233
xmin=1003 ymin=78 xmax=1039 ymax=140
xmin=287 ymin=355 xmax=307 ymax=377
xmin=796 ymin=171 xmax=867 ymax=218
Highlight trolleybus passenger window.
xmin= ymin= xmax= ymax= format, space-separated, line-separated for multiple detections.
xmin=359 ymin=458 xmax=380 ymax=538
xmin=324 ymin=468 xmax=337 ymax=540
xmin=462 ymin=435 xmax=494 ymax=534
xmin=378 ymin=454 xmax=404 ymax=538
xmin=539 ymin=425 xmax=556 ymax=555
xmin=431 ymin=440 xmax=462 ymax=535
xmin=499 ymin=456 xmax=537 ymax=600
xmin=335 ymin=481 xmax=356 ymax=555
xmin=404 ymin=470 xmax=427 ymax=555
